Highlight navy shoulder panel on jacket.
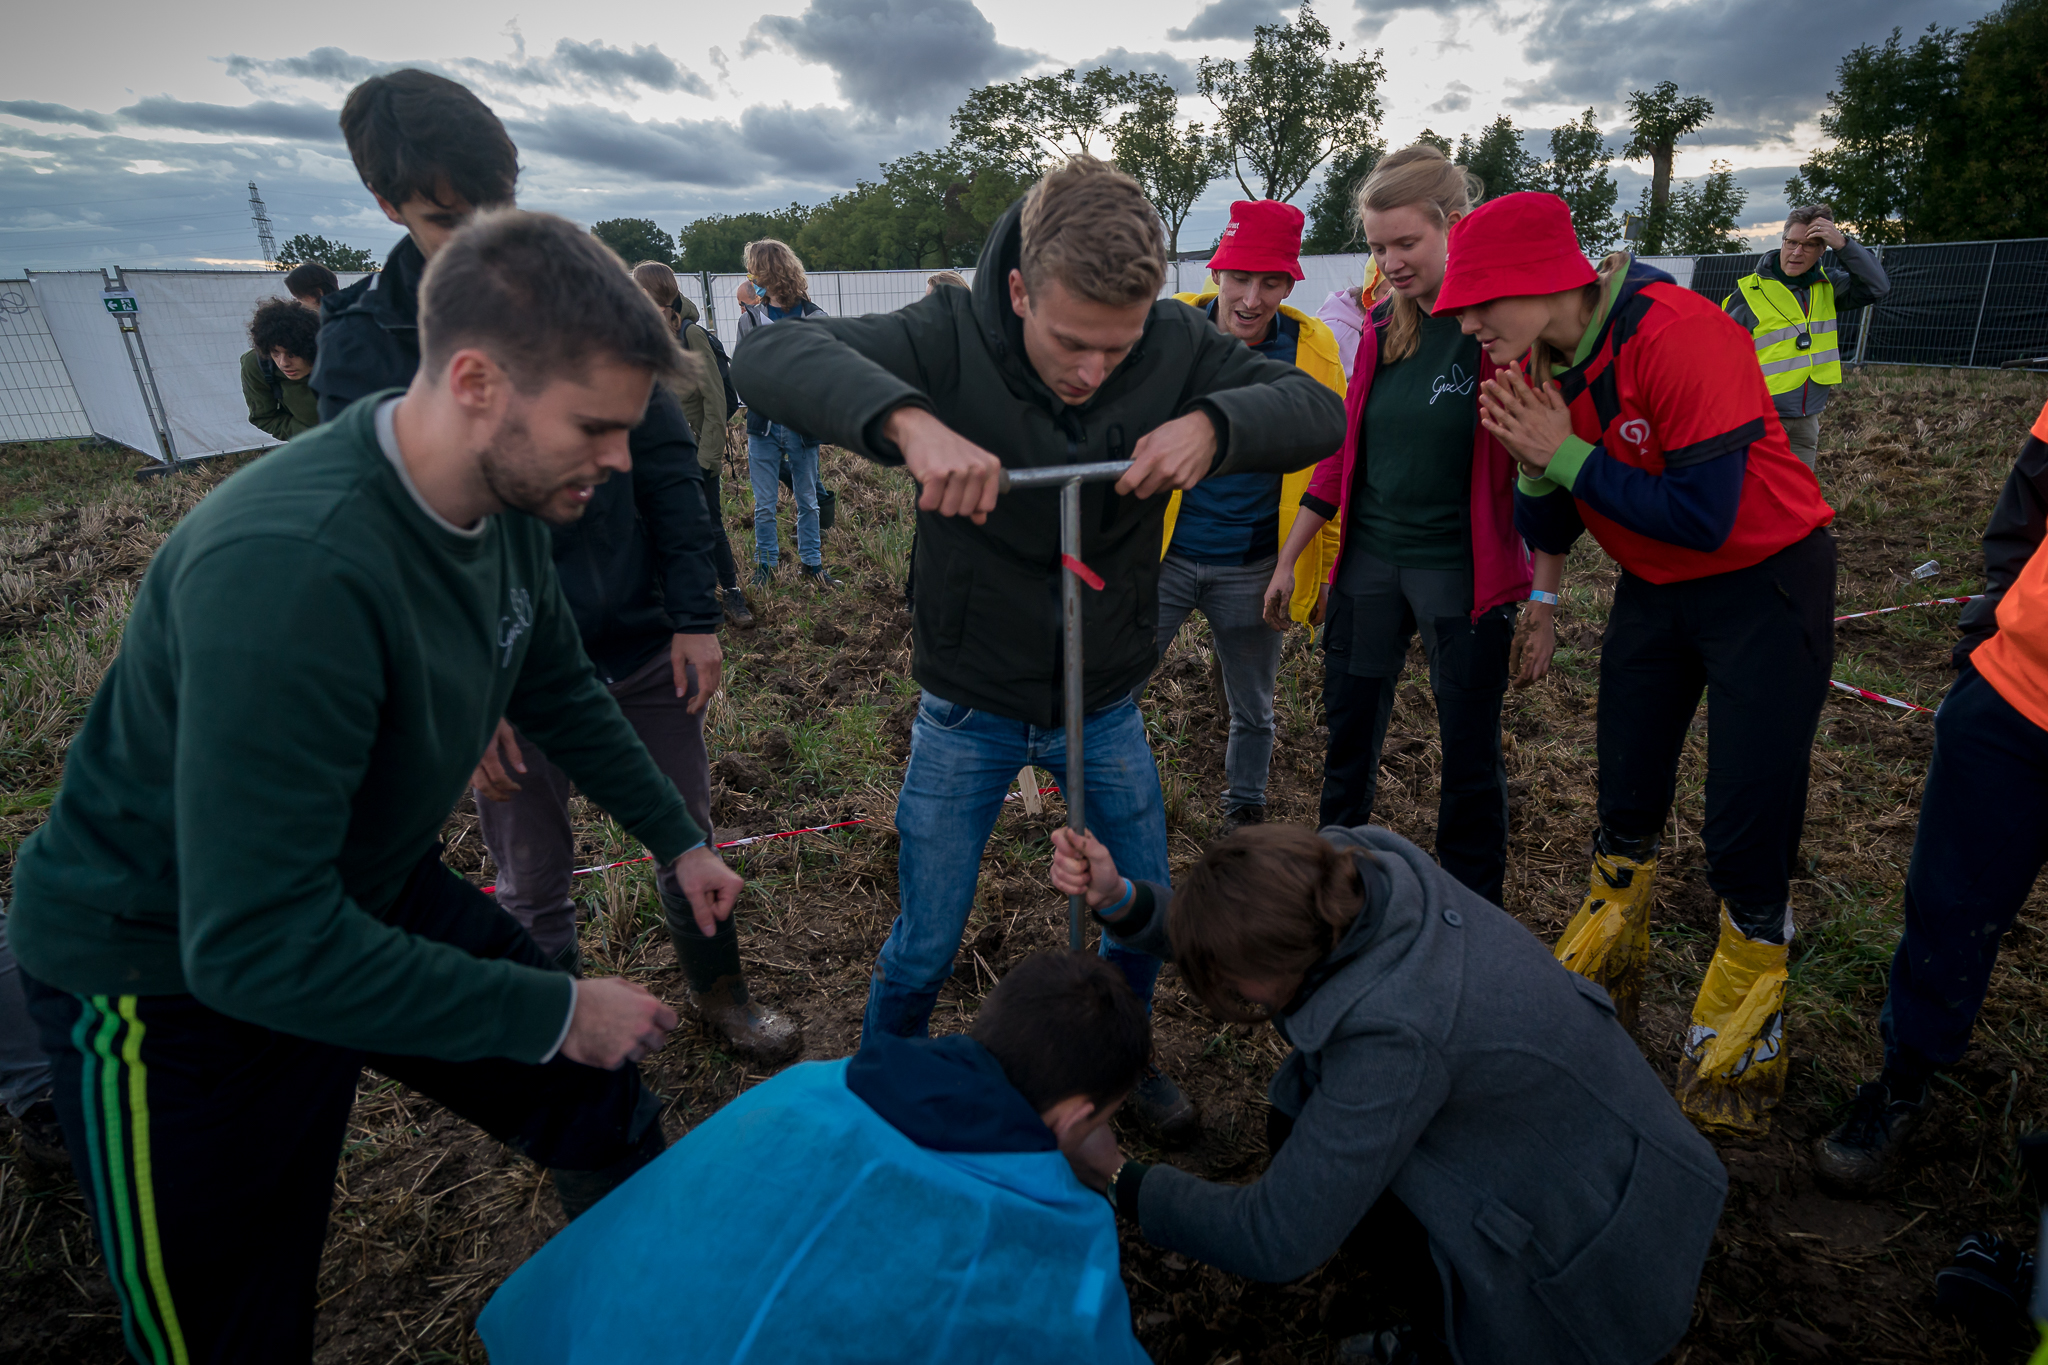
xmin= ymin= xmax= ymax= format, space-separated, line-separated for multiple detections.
xmin=846 ymin=1033 xmax=1057 ymax=1154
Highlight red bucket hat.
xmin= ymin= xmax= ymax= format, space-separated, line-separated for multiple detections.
xmin=1434 ymin=192 xmax=1597 ymax=313
xmin=1208 ymin=200 xmax=1306 ymax=281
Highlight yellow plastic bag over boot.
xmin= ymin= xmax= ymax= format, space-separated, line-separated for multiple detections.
xmin=1677 ymin=905 xmax=1789 ymax=1138
xmin=1552 ymin=845 xmax=1657 ymax=1034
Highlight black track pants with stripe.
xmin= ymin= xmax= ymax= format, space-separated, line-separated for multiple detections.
xmin=20 ymin=850 xmax=664 ymax=1364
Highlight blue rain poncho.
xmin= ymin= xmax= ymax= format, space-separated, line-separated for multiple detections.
xmin=478 ymin=1052 xmax=1151 ymax=1364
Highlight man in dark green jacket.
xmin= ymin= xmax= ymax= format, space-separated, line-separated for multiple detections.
xmin=10 ymin=210 xmax=742 ymax=1363
xmin=732 ymin=157 xmax=1345 ymax=1136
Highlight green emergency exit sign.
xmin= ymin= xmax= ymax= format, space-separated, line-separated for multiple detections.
xmin=103 ymin=293 xmax=137 ymax=314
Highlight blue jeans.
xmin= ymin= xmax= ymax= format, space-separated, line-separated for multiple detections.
xmin=748 ymin=426 xmax=820 ymax=568
xmin=865 ymin=692 xmax=1170 ymax=1039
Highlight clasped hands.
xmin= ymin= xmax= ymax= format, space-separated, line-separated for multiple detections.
xmin=1477 ymin=365 xmax=1575 ymax=481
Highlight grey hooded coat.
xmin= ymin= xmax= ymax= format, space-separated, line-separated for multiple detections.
xmin=1113 ymin=825 xmax=1726 ymax=1365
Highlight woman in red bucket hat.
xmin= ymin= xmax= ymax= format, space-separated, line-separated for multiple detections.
xmin=1155 ymin=198 xmax=1347 ymax=835
xmin=1438 ymin=190 xmax=1836 ymax=1138
xmin=1262 ymin=145 xmax=1567 ymax=909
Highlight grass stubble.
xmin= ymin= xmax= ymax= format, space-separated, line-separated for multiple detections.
xmin=1 ymin=368 xmax=2045 ymax=1363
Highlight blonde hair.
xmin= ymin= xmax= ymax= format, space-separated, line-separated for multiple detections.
xmin=743 ymin=239 xmax=809 ymax=308
xmin=926 ymin=269 xmax=968 ymax=292
xmin=1019 ymin=156 xmax=1166 ymax=307
xmin=1356 ymin=144 xmax=1481 ymax=364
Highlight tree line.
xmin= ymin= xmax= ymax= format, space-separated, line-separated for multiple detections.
xmin=579 ymin=0 xmax=2048 ymax=277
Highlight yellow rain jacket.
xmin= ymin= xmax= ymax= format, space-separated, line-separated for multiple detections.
xmin=1164 ymin=291 xmax=1346 ymax=623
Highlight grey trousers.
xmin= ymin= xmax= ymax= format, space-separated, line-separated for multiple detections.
xmin=1782 ymin=413 xmax=1821 ymax=469
xmin=476 ymin=652 xmax=713 ymax=956
xmin=0 ymin=911 xmax=54 ymax=1116
xmin=1155 ymin=552 xmax=1285 ymax=810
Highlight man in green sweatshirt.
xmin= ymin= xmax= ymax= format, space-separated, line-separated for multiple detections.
xmin=9 ymin=208 xmax=741 ymax=1364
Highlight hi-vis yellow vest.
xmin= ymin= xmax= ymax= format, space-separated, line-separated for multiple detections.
xmin=1162 ymin=292 xmax=1345 ymax=624
xmin=1728 ymin=274 xmax=1842 ymax=395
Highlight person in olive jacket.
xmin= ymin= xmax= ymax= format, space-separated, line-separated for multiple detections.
xmin=731 ymin=156 xmax=1345 ymax=1137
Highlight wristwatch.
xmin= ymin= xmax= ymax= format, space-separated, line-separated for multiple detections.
xmin=1105 ymin=1160 xmax=1130 ymax=1208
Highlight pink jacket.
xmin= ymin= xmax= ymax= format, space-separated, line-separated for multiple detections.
xmin=1301 ymin=308 xmax=1532 ymax=622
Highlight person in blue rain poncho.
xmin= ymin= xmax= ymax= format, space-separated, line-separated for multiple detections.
xmin=478 ymin=949 xmax=1154 ymax=1365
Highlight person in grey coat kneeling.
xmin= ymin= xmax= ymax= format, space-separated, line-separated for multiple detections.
xmin=1049 ymin=822 xmax=1727 ymax=1365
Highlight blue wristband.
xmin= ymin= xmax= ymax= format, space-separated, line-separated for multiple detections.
xmin=1528 ymin=589 xmax=1560 ymax=606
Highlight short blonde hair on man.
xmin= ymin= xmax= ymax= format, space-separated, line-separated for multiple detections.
xmin=1018 ymin=156 xmax=1166 ymax=307
xmin=743 ymin=239 xmax=809 ymax=308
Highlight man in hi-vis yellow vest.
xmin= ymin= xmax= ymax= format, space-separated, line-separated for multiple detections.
xmin=1722 ymin=202 xmax=1889 ymax=468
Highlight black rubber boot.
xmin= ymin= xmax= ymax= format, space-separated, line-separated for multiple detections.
xmin=662 ymin=887 xmax=803 ymax=1066
xmin=551 ymin=1110 xmax=667 ymax=1221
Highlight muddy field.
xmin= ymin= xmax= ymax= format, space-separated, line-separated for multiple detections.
xmin=4 ymin=367 xmax=2048 ymax=1363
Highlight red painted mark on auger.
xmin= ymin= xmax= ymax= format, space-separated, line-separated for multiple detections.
xmin=1061 ymin=554 xmax=1105 ymax=590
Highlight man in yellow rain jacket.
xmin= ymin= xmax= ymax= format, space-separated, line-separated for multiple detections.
xmin=1157 ymin=199 xmax=1344 ymax=834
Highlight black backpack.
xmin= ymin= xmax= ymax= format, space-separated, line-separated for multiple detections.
xmin=690 ymin=322 xmax=741 ymax=419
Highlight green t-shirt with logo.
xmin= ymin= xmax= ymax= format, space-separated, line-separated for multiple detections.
xmin=8 ymin=394 xmax=702 ymax=1064
xmin=1349 ymin=309 xmax=1482 ymax=571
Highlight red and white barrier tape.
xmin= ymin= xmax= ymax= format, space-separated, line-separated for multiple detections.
xmin=1828 ymin=593 xmax=1983 ymax=715
xmin=478 ymin=787 xmax=1062 ymax=894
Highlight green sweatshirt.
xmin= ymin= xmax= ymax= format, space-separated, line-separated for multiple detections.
xmin=9 ymin=394 xmax=703 ymax=1063
xmin=240 ymin=348 xmax=320 ymax=441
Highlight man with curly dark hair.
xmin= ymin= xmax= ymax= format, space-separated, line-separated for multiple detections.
xmin=241 ymin=297 xmax=321 ymax=441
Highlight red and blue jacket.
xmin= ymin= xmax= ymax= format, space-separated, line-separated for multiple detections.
xmin=1513 ymin=258 xmax=1833 ymax=584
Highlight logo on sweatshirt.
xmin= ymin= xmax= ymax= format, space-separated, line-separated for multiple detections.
xmin=1620 ymin=418 xmax=1652 ymax=451
xmin=498 ymin=587 xmax=533 ymax=667
xmin=1430 ymin=363 xmax=1476 ymax=405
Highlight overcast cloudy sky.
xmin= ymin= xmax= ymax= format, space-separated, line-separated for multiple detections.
xmin=0 ymin=0 xmax=1992 ymax=276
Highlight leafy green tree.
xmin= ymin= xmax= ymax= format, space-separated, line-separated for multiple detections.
xmin=1197 ymin=4 xmax=1387 ymax=202
xmin=1457 ymin=116 xmax=1539 ymax=201
xmin=1623 ymin=80 xmax=1715 ymax=253
xmin=951 ymin=68 xmax=1171 ymax=177
xmin=274 ymin=233 xmax=377 ymax=272
xmin=1110 ymin=88 xmax=1229 ymax=255
xmin=1645 ymin=160 xmax=1749 ymax=254
xmin=1412 ymin=128 xmax=1453 ymax=156
xmin=1540 ymin=109 xmax=1621 ymax=255
xmin=1922 ymin=0 xmax=2048 ymax=239
xmin=591 ymin=218 xmax=677 ymax=266
xmin=675 ymin=207 xmax=813 ymax=273
xmin=1301 ymin=139 xmax=1384 ymax=255
xmin=797 ymin=150 xmax=1033 ymax=270
xmin=1788 ymin=25 xmax=1958 ymax=243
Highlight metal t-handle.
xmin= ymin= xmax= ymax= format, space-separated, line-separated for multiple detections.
xmin=996 ymin=459 xmax=1134 ymax=949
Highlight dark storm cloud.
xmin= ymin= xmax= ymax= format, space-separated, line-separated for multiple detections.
xmin=1353 ymin=0 xmax=1487 ymax=40
xmin=0 ymin=101 xmax=119 ymax=133
xmin=744 ymin=0 xmax=1037 ymax=120
xmin=1075 ymin=48 xmax=1198 ymax=93
xmin=1167 ymin=0 xmax=1294 ymax=42
xmin=547 ymin=39 xmax=715 ymax=97
xmin=737 ymin=104 xmax=913 ymax=179
xmin=509 ymin=104 xmax=756 ymax=187
xmin=1514 ymin=0 xmax=1989 ymax=136
xmin=226 ymin=40 xmax=711 ymax=101
xmin=224 ymin=46 xmax=392 ymax=86
xmin=119 ymin=97 xmax=343 ymax=143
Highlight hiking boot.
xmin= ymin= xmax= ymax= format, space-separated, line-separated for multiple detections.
xmin=801 ymin=564 xmax=840 ymax=591
xmin=723 ymin=588 xmax=756 ymax=630
xmin=750 ymin=563 xmax=775 ymax=590
xmin=662 ymin=885 xmax=803 ymax=1066
xmin=1814 ymin=1078 xmax=1930 ymax=1194
xmin=1222 ymin=804 xmax=1266 ymax=836
xmin=17 ymin=1098 xmax=69 ymax=1173
xmin=691 ymin=974 xmax=803 ymax=1066
xmin=552 ymin=1116 xmax=667 ymax=1221
xmin=1935 ymin=1230 xmax=2035 ymax=1344
xmin=1677 ymin=904 xmax=1789 ymax=1137
xmin=1553 ymin=833 xmax=1659 ymax=1035
xmin=1130 ymin=1067 xmax=1199 ymax=1145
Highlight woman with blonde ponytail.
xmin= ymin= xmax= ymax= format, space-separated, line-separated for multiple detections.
xmin=1263 ymin=144 xmax=1567 ymax=907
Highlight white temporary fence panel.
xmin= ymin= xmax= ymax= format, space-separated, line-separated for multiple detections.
xmin=0 ymin=279 xmax=92 ymax=443
xmin=125 ymin=269 xmax=370 ymax=461
xmin=28 ymin=271 xmax=163 ymax=458
xmin=1636 ymin=255 xmax=1696 ymax=290
xmin=690 ymin=268 xmax=981 ymax=351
